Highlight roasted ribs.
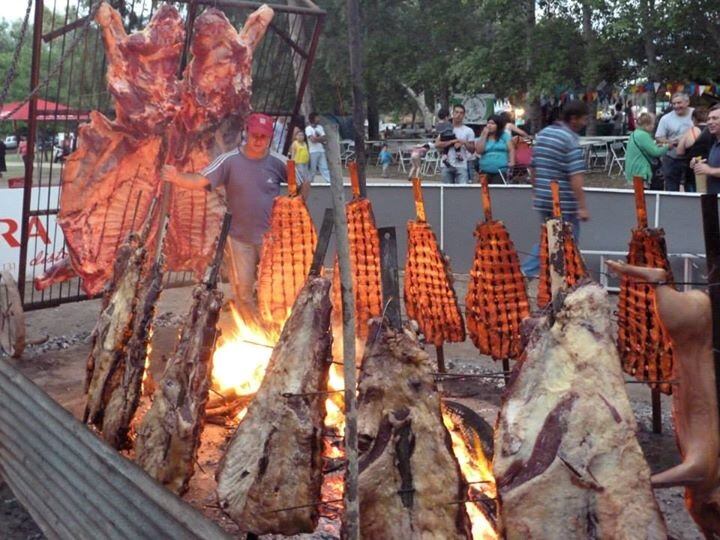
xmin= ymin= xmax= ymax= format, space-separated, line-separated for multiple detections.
xmin=404 ymin=220 xmax=465 ymax=346
xmin=332 ymin=197 xmax=383 ymax=340
xmin=536 ymin=220 xmax=587 ymax=309
xmin=256 ymin=194 xmax=317 ymax=327
xmin=216 ymin=277 xmax=332 ymax=535
xmin=617 ymin=228 xmax=675 ymax=394
xmin=494 ymin=283 xmax=667 ymax=539
xmin=466 ymin=218 xmax=529 ymax=360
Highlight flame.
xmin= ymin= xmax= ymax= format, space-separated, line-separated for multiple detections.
xmin=443 ymin=411 xmax=498 ymax=540
xmin=211 ymin=306 xmax=278 ymax=417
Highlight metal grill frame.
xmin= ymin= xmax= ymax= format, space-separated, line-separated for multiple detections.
xmin=16 ymin=0 xmax=325 ymax=310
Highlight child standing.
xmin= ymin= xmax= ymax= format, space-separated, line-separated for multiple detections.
xmin=379 ymin=144 xmax=392 ymax=177
xmin=290 ymin=128 xmax=311 ymax=199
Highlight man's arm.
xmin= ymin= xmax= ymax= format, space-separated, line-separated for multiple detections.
xmin=693 ymin=161 xmax=720 ymax=177
xmin=161 ymin=165 xmax=210 ymax=190
xmin=569 ymin=172 xmax=589 ymax=220
xmin=655 ymin=116 xmax=669 ymax=144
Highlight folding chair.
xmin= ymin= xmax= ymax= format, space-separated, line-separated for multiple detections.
xmin=608 ymin=141 xmax=626 ymax=176
xmin=421 ymin=148 xmax=441 ymax=176
xmin=590 ymin=141 xmax=609 ymax=170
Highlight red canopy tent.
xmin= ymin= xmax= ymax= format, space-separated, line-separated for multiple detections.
xmin=0 ymin=98 xmax=89 ymax=122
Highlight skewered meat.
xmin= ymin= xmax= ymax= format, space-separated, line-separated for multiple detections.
xmin=353 ymin=319 xmax=471 ymax=539
xmin=608 ymin=260 xmax=720 ymax=537
xmin=404 ymin=220 xmax=465 ymax=346
xmin=216 ymin=277 xmax=332 ymax=535
xmin=465 ymin=184 xmax=529 ymax=360
xmin=135 ymin=283 xmax=223 ymax=494
xmin=617 ymin=228 xmax=675 ymax=394
xmin=536 ymin=220 xmax=586 ymax=309
xmin=332 ymin=197 xmax=383 ymax=339
xmin=55 ymin=3 xmax=273 ymax=295
xmin=256 ymin=195 xmax=317 ymax=327
xmin=494 ymin=283 xmax=667 ymax=539
xmin=83 ymin=234 xmax=147 ymax=440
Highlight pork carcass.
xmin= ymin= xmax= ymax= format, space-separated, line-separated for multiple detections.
xmin=216 ymin=277 xmax=332 ymax=535
xmin=353 ymin=319 xmax=472 ymax=539
xmin=134 ymin=283 xmax=223 ymax=495
xmin=55 ymin=3 xmax=273 ymax=295
xmin=494 ymin=283 xmax=667 ymax=539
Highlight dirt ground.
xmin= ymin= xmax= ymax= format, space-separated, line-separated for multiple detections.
xmin=0 ymin=277 xmax=704 ymax=539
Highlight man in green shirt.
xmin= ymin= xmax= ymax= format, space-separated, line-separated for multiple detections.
xmin=625 ymin=112 xmax=670 ymax=186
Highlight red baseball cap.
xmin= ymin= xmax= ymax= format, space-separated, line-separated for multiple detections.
xmin=247 ymin=113 xmax=274 ymax=137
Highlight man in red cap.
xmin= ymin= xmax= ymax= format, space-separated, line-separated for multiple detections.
xmin=162 ymin=112 xmax=287 ymax=319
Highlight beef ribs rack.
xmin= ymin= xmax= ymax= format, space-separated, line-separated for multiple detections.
xmin=83 ymin=198 xmax=166 ymax=449
xmin=216 ymin=276 xmax=333 ymax=536
xmin=616 ymin=178 xmax=675 ymax=393
xmin=135 ymin=214 xmax=231 ymax=495
xmin=537 ymin=182 xmax=587 ymax=309
xmin=465 ymin=177 xmax=529 ymax=360
xmin=54 ymin=2 xmax=273 ymax=295
xmin=494 ymin=283 xmax=667 ymax=538
xmin=403 ymin=178 xmax=465 ymax=347
xmin=353 ymin=318 xmax=472 ymax=539
xmin=331 ymin=162 xmax=383 ymax=340
xmin=256 ymin=161 xmax=318 ymax=327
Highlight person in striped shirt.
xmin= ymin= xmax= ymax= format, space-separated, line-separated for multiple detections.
xmin=521 ymin=100 xmax=590 ymax=277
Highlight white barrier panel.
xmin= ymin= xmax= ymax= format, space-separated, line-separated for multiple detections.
xmin=0 ymin=187 xmax=64 ymax=280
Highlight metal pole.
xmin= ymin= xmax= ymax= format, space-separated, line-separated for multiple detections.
xmin=325 ymin=122 xmax=359 ymax=539
xmin=17 ymin=0 xmax=44 ymax=301
xmin=345 ymin=0 xmax=367 ymax=197
xmin=651 ymin=388 xmax=662 ymax=434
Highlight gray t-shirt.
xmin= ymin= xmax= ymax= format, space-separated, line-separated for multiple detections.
xmin=656 ymin=109 xmax=694 ymax=159
xmin=201 ymin=148 xmax=287 ymax=244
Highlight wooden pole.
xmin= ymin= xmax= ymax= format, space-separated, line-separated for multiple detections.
xmin=325 ymin=122 xmax=359 ymax=539
xmin=701 ymin=194 xmax=720 ymax=441
xmin=378 ymin=227 xmax=402 ymax=330
xmin=345 ymin=0 xmax=367 ymax=199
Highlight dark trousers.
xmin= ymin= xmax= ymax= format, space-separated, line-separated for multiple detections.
xmin=662 ymin=156 xmax=695 ymax=192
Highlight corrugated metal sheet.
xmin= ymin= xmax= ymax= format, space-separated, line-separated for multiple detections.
xmin=0 ymin=359 xmax=231 ymax=540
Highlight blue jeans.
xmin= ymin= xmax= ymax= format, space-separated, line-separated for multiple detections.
xmin=520 ymin=210 xmax=580 ymax=277
xmin=309 ymin=151 xmax=330 ymax=183
xmin=662 ymin=156 xmax=695 ymax=192
xmin=441 ymin=164 xmax=469 ymax=184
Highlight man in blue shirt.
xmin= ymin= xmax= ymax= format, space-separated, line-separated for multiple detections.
xmin=692 ymin=104 xmax=720 ymax=195
xmin=161 ymin=113 xmax=286 ymax=319
xmin=521 ymin=100 xmax=590 ymax=277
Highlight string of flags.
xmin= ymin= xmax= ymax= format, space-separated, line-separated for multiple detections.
xmin=627 ymin=82 xmax=719 ymax=96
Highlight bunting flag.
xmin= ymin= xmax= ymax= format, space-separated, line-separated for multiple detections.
xmin=653 ymin=82 xmax=661 ymax=93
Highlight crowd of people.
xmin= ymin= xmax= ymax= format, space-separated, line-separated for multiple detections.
xmin=625 ymin=93 xmax=720 ymax=194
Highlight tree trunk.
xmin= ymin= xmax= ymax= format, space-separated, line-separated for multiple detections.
xmin=640 ymin=0 xmax=657 ymax=115
xmin=367 ymin=90 xmax=380 ymax=141
xmin=401 ymin=83 xmax=434 ymax=131
xmin=524 ymin=0 xmax=542 ymax=132
xmin=346 ymin=0 xmax=367 ymax=196
xmin=582 ymin=1 xmax=598 ymax=136
xmin=439 ymin=84 xmax=450 ymax=111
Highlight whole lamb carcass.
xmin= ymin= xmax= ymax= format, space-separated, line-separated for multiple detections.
xmin=52 ymin=2 xmax=273 ymax=295
xmin=494 ymin=283 xmax=667 ymax=539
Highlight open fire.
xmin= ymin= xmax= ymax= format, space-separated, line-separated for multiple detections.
xmin=210 ymin=308 xmax=497 ymax=538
